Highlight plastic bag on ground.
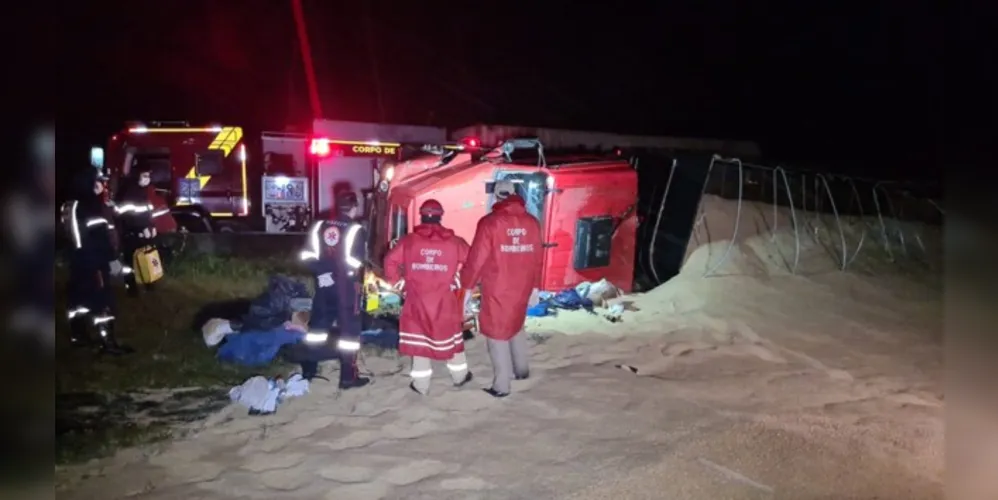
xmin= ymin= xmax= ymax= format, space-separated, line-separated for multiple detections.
xmin=202 ymin=318 xmax=234 ymax=347
xmin=585 ymin=278 xmax=622 ymax=307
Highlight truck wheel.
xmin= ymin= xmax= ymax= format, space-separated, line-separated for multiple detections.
xmin=175 ymin=213 xmax=212 ymax=233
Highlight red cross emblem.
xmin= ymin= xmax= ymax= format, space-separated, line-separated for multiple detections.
xmin=323 ymin=226 xmax=341 ymax=246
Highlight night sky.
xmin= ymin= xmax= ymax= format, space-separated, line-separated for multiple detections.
xmin=60 ymin=1 xmax=941 ymax=180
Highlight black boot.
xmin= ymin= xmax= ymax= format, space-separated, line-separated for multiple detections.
xmin=454 ymin=372 xmax=474 ymax=387
xmin=300 ymin=361 xmax=329 ymax=382
xmin=338 ymin=352 xmax=370 ymax=390
xmin=68 ymin=317 xmax=93 ymax=348
xmin=483 ymin=387 xmax=510 ymax=398
xmin=96 ymin=319 xmax=134 ymax=356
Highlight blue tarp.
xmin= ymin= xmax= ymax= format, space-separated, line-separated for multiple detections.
xmin=217 ymin=328 xmax=401 ymax=366
xmin=217 ymin=328 xmax=305 ymax=366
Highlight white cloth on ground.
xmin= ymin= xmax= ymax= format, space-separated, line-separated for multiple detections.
xmin=228 ymin=373 xmax=310 ymax=414
xmin=527 ymin=288 xmax=540 ymax=308
xmin=229 ymin=376 xmax=280 ymax=413
xmin=202 ymin=318 xmax=234 ymax=347
xmin=284 ymin=373 xmax=310 ymax=397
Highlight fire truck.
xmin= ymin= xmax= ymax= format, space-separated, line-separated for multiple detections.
xmin=99 ymin=120 xmax=451 ymax=234
xmin=102 ymin=121 xmax=253 ymax=233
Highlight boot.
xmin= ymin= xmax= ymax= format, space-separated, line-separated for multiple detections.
xmin=338 ymin=352 xmax=370 ymax=390
xmin=68 ymin=317 xmax=93 ymax=348
xmin=300 ymin=361 xmax=329 ymax=382
xmin=454 ymin=372 xmax=474 ymax=387
xmin=96 ymin=319 xmax=134 ymax=356
xmin=483 ymin=387 xmax=510 ymax=398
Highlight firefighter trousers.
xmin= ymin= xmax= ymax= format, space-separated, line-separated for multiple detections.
xmin=409 ymin=352 xmax=469 ymax=394
xmin=485 ymin=330 xmax=529 ymax=394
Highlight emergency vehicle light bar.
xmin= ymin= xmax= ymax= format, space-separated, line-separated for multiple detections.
xmin=309 ymin=137 xmax=470 ymax=159
xmin=128 ymin=124 xmax=224 ymax=134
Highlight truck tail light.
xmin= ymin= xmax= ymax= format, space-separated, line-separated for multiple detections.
xmin=309 ymin=137 xmax=332 ymax=157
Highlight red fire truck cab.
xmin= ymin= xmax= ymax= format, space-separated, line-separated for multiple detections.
xmin=370 ymin=138 xmax=640 ymax=293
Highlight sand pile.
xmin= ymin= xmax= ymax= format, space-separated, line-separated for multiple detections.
xmin=527 ymin=194 xmax=942 ymax=337
xmin=681 ymin=194 xmax=942 ymax=279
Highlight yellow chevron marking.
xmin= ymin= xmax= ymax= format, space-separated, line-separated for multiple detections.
xmin=209 ymin=127 xmax=243 ymax=156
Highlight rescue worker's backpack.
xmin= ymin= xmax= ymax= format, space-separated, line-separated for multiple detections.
xmin=132 ymin=245 xmax=164 ymax=284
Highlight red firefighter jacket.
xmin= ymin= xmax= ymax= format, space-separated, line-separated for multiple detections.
xmin=383 ymin=222 xmax=470 ymax=360
xmin=460 ymin=195 xmax=543 ymax=340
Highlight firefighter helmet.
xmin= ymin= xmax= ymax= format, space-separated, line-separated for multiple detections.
xmin=419 ymin=199 xmax=444 ymax=217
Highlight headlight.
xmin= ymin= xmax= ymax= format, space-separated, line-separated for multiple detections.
xmin=384 ymin=165 xmax=395 ymax=182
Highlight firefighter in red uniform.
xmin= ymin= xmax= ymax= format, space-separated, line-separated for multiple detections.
xmin=460 ymin=181 xmax=543 ymax=398
xmin=383 ymin=200 xmax=474 ymax=395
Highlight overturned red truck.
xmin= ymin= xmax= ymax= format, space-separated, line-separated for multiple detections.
xmin=365 ymin=124 xmax=758 ymax=295
xmin=366 ymin=137 xmax=640 ymax=294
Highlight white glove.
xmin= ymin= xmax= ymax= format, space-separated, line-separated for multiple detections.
xmin=109 ymin=260 xmax=123 ymax=276
xmin=150 ymin=227 xmax=157 ymax=238
xmin=527 ymin=288 xmax=540 ymax=308
xmin=142 ymin=227 xmax=152 ymax=239
xmin=317 ymin=273 xmax=334 ymax=288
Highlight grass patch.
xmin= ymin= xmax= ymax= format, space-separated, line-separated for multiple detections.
xmin=55 ymin=249 xmax=308 ymax=464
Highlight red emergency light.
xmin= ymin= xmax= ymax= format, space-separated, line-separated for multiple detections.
xmin=309 ymin=137 xmax=332 ymax=157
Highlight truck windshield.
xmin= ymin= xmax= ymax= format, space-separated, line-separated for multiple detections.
xmin=135 ymin=151 xmax=172 ymax=188
xmin=492 ymin=170 xmax=548 ymax=226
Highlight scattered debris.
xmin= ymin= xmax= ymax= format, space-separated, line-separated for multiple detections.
xmin=228 ymin=373 xmax=310 ymax=416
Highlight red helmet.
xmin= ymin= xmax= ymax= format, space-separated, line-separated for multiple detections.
xmin=419 ymin=199 xmax=444 ymax=217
